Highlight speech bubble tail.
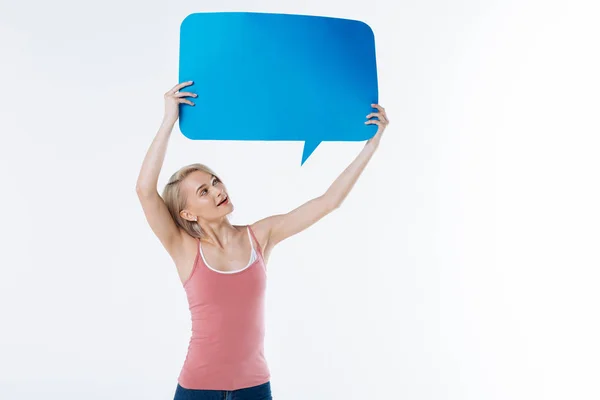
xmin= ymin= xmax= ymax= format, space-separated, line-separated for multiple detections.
xmin=301 ymin=140 xmax=321 ymax=166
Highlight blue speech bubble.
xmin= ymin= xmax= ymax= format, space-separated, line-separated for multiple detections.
xmin=179 ymin=12 xmax=379 ymax=165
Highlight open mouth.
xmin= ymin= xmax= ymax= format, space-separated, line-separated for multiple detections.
xmin=217 ymin=196 xmax=228 ymax=206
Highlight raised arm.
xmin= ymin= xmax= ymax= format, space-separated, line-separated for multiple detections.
xmin=135 ymin=81 xmax=197 ymax=259
xmin=252 ymin=104 xmax=390 ymax=253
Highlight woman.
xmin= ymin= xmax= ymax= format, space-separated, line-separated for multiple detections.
xmin=135 ymin=81 xmax=389 ymax=400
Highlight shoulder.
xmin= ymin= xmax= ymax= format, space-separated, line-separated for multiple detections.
xmin=248 ymin=217 xmax=278 ymax=255
xmin=168 ymin=229 xmax=201 ymax=284
xmin=174 ymin=229 xmax=200 ymax=260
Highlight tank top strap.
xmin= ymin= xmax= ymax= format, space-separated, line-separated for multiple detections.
xmin=246 ymin=225 xmax=263 ymax=259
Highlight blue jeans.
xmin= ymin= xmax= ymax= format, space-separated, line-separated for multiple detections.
xmin=173 ymin=381 xmax=272 ymax=400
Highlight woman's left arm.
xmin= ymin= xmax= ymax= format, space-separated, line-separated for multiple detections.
xmin=252 ymin=104 xmax=390 ymax=251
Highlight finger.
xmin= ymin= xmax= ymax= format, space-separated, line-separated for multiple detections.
xmin=173 ymin=91 xmax=198 ymax=98
xmin=364 ymin=120 xmax=381 ymax=126
xmin=169 ymin=81 xmax=194 ymax=94
xmin=366 ymin=112 xmax=388 ymax=123
xmin=178 ymin=99 xmax=195 ymax=106
xmin=371 ymin=103 xmax=385 ymax=113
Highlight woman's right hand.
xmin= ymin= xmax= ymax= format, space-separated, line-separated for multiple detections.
xmin=163 ymin=81 xmax=197 ymax=123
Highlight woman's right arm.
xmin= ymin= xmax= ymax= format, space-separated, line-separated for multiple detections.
xmin=135 ymin=81 xmax=197 ymax=259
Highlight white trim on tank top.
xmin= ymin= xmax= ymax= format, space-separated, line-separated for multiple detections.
xmin=199 ymin=226 xmax=258 ymax=274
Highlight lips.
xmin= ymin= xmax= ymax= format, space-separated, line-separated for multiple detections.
xmin=217 ymin=196 xmax=228 ymax=206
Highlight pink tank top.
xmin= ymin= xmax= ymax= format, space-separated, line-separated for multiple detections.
xmin=177 ymin=225 xmax=271 ymax=390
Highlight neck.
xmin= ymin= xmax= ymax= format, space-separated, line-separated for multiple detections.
xmin=198 ymin=218 xmax=238 ymax=249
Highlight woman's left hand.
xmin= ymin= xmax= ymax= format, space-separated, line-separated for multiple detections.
xmin=365 ymin=104 xmax=389 ymax=148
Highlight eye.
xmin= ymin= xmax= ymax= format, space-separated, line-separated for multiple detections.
xmin=200 ymin=189 xmax=207 ymax=196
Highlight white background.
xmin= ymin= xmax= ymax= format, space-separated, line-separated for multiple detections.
xmin=1 ymin=0 xmax=599 ymax=399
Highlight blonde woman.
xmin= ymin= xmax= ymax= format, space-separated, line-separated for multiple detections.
xmin=136 ymin=81 xmax=389 ymax=400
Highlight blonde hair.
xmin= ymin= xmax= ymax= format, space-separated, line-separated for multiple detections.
xmin=161 ymin=163 xmax=224 ymax=239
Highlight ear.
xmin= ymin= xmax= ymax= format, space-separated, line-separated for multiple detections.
xmin=179 ymin=209 xmax=196 ymax=222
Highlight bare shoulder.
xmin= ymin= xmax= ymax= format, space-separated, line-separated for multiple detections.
xmin=248 ymin=217 xmax=279 ymax=259
xmin=169 ymin=229 xmax=200 ymax=284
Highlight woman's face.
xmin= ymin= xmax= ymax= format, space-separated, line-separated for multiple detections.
xmin=180 ymin=170 xmax=233 ymax=221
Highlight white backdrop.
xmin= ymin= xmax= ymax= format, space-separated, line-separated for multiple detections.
xmin=1 ymin=0 xmax=599 ymax=399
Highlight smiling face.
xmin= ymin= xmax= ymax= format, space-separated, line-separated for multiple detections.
xmin=179 ymin=170 xmax=233 ymax=222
